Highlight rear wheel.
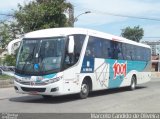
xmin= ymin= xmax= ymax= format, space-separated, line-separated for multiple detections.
xmin=79 ymin=80 xmax=90 ymax=99
xmin=130 ymin=75 xmax=136 ymax=90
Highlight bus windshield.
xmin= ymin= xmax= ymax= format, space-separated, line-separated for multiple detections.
xmin=16 ymin=37 xmax=65 ymax=75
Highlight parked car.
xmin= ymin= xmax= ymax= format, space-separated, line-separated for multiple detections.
xmin=0 ymin=66 xmax=15 ymax=77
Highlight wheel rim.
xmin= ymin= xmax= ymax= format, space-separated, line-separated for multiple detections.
xmin=131 ymin=77 xmax=136 ymax=89
xmin=131 ymin=81 xmax=135 ymax=89
xmin=81 ymin=83 xmax=88 ymax=94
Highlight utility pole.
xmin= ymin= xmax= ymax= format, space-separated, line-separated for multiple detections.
xmin=68 ymin=7 xmax=74 ymax=27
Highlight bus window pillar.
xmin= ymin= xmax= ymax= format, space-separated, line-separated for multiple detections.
xmin=158 ymin=54 xmax=160 ymax=72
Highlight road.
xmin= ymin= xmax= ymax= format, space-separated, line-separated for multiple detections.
xmin=0 ymin=78 xmax=160 ymax=113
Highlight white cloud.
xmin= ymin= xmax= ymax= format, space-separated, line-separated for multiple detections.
xmin=0 ymin=0 xmax=32 ymax=12
xmin=70 ymin=0 xmax=160 ymax=25
xmin=143 ymin=24 xmax=160 ymax=37
xmin=73 ymin=0 xmax=160 ymax=15
xmin=69 ymin=0 xmax=160 ymax=39
xmin=1 ymin=0 xmax=159 ymax=39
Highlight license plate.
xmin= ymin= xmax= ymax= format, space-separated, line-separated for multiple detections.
xmin=29 ymin=91 xmax=38 ymax=95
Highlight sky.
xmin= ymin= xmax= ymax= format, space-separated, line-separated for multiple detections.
xmin=0 ymin=0 xmax=160 ymax=41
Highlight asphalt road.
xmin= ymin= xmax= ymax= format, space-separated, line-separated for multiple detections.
xmin=0 ymin=78 xmax=160 ymax=113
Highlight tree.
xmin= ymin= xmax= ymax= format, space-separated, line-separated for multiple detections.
xmin=14 ymin=0 xmax=73 ymax=33
xmin=121 ymin=26 xmax=144 ymax=42
xmin=3 ymin=54 xmax=16 ymax=66
xmin=0 ymin=21 xmax=20 ymax=49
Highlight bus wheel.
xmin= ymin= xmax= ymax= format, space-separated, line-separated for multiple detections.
xmin=79 ymin=80 xmax=89 ymax=99
xmin=130 ymin=75 xmax=136 ymax=90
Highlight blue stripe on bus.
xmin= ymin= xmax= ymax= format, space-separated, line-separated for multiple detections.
xmin=81 ymin=56 xmax=94 ymax=73
xmin=43 ymin=73 xmax=56 ymax=79
xmin=15 ymin=73 xmax=57 ymax=79
xmin=105 ymin=59 xmax=147 ymax=88
xmin=15 ymin=73 xmax=31 ymax=78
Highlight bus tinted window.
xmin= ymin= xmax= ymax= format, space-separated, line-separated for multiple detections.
xmin=85 ymin=36 xmax=103 ymax=58
xmin=64 ymin=34 xmax=85 ymax=69
xmin=86 ymin=36 xmax=150 ymax=61
xmin=74 ymin=34 xmax=86 ymax=62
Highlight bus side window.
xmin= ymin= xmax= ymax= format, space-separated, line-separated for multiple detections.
xmin=64 ymin=34 xmax=85 ymax=69
xmin=85 ymin=37 xmax=95 ymax=57
xmin=111 ymin=41 xmax=121 ymax=59
xmin=125 ymin=44 xmax=132 ymax=60
xmin=74 ymin=34 xmax=85 ymax=62
xmin=117 ymin=43 xmax=123 ymax=60
xmin=85 ymin=37 xmax=105 ymax=58
xmin=94 ymin=39 xmax=103 ymax=58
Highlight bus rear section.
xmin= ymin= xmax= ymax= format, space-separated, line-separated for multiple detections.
xmin=79 ymin=36 xmax=151 ymax=93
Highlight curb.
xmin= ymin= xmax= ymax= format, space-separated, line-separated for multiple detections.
xmin=0 ymin=79 xmax=14 ymax=88
xmin=151 ymin=72 xmax=160 ymax=78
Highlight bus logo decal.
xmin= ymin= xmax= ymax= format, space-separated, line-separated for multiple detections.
xmin=113 ymin=61 xmax=127 ymax=79
xmin=30 ymin=81 xmax=35 ymax=86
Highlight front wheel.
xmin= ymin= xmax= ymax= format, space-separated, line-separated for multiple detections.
xmin=79 ymin=80 xmax=89 ymax=99
xmin=130 ymin=75 xmax=136 ymax=90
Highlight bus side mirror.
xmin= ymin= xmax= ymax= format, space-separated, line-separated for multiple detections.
xmin=68 ymin=36 xmax=75 ymax=54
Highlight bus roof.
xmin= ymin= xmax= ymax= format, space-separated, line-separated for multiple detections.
xmin=24 ymin=27 xmax=150 ymax=49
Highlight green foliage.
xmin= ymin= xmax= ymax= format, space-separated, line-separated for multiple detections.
xmin=0 ymin=23 xmax=10 ymax=49
xmin=3 ymin=55 xmax=16 ymax=66
xmin=0 ymin=21 xmax=21 ymax=49
xmin=0 ymin=74 xmax=13 ymax=80
xmin=0 ymin=58 xmax=3 ymax=65
xmin=0 ymin=0 xmax=73 ymax=55
xmin=121 ymin=26 xmax=144 ymax=42
xmin=14 ymin=0 xmax=73 ymax=33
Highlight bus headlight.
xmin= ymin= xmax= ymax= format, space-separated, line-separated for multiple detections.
xmin=14 ymin=77 xmax=22 ymax=83
xmin=45 ymin=76 xmax=62 ymax=84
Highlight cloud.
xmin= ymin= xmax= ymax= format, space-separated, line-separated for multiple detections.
xmin=70 ymin=0 xmax=160 ymax=25
xmin=69 ymin=0 xmax=160 ymax=39
xmin=143 ymin=24 xmax=160 ymax=37
xmin=72 ymin=0 xmax=160 ymax=15
xmin=0 ymin=0 xmax=32 ymax=12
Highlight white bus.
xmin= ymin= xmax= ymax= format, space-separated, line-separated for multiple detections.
xmin=14 ymin=28 xmax=151 ymax=99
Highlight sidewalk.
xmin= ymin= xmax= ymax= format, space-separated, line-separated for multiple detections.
xmin=151 ymin=72 xmax=160 ymax=78
xmin=0 ymin=79 xmax=14 ymax=88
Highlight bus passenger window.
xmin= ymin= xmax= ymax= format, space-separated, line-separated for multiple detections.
xmin=63 ymin=34 xmax=85 ymax=69
xmin=108 ymin=48 xmax=112 ymax=58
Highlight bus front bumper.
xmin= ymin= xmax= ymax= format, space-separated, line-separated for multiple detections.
xmin=14 ymin=80 xmax=64 ymax=96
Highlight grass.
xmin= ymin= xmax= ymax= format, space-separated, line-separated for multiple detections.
xmin=0 ymin=74 xmax=13 ymax=80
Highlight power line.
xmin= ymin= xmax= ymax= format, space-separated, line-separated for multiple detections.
xmin=2 ymin=8 xmax=160 ymax=22
xmin=86 ymin=9 xmax=160 ymax=21
xmin=144 ymin=37 xmax=160 ymax=38
xmin=0 ymin=13 xmax=14 ymax=17
xmin=95 ymin=11 xmax=160 ymax=21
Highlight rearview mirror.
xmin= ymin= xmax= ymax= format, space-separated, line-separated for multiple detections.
xmin=68 ymin=36 xmax=75 ymax=54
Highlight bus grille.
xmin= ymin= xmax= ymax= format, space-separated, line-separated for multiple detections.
xmin=19 ymin=81 xmax=47 ymax=86
xmin=21 ymin=87 xmax=46 ymax=92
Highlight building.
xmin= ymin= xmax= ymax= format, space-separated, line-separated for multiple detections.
xmin=141 ymin=40 xmax=160 ymax=71
xmin=141 ymin=41 xmax=160 ymax=55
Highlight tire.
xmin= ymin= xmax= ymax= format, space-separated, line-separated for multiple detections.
xmin=79 ymin=80 xmax=90 ymax=99
xmin=130 ymin=75 xmax=136 ymax=90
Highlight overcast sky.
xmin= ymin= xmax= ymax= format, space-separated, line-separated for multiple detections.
xmin=1 ymin=0 xmax=160 ymax=41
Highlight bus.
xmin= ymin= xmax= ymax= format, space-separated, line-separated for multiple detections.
xmin=14 ymin=28 xmax=151 ymax=99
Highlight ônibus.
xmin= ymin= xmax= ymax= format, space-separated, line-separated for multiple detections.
xmin=14 ymin=28 xmax=151 ymax=99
